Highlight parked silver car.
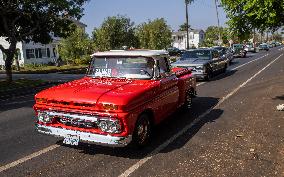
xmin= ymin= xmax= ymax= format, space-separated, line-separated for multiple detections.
xmin=171 ymin=49 xmax=227 ymax=80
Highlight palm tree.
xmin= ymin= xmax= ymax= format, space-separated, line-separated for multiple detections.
xmin=185 ymin=0 xmax=193 ymax=49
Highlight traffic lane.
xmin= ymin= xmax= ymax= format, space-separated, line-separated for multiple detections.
xmin=0 ymin=97 xmax=220 ymax=177
xmin=0 ymin=47 xmax=266 ymax=167
xmin=196 ymin=47 xmax=283 ymax=100
xmin=129 ymin=53 xmax=284 ymax=177
xmin=0 ymin=86 xmax=60 ymax=165
xmin=0 ymin=103 xmax=58 ymax=166
xmin=1 ymin=50 xmax=283 ymax=176
xmin=227 ymin=46 xmax=281 ymax=70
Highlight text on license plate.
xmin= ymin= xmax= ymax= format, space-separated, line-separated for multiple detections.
xmin=63 ymin=134 xmax=80 ymax=146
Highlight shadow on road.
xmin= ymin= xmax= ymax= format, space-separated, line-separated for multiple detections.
xmin=273 ymin=95 xmax=284 ymax=100
xmin=160 ymin=108 xmax=223 ymax=153
xmin=0 ymin=98 xmax=35 ymax=113
xmin=209 ymin=69 xmax=237 ymax=82
xmin=61 ymin=96 xmax=221 ymax=160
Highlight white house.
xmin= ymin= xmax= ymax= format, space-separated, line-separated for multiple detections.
xmin=0 ymin=20 xmax=87 ymax=68
xmin=172 ymin=29 xmax=205 ymax=49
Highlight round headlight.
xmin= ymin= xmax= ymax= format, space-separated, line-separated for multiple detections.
xmin=38 ymin=112 xmax=52 ymax=123
xmin=108 ymin=121 xmax=120 ymax=133
xmin=98 ymin=121 xmax=108 ymax=132
xmin=38 ymin=112 xmax=45 ymax=122
xmin=43 ymin=115 xmax=53 ymax=123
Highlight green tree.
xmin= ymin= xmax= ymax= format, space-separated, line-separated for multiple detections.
xmin=221 ymin=0 xmax=284 ymax=42
xmin=178 ymin=23 xmax=190 ymax=31
xmin=205 ymin=26 xmax=222 ymax=43
xmin=92 ymin=15 xmax=138 ymax=51
xmin=59 ymin=26 xmax=93 ymax=65
xmin=202 ymin=26 xmax=229 ymax=46
xmin=136 ymin=18 xmax=172 ymax=49
xmin=0 ymin=0 xmax=88 ymax=82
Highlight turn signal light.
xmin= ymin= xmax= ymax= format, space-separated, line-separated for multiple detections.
xmin=36 ymin=98 xmax=47 ymax=103
xmin=102 ymin=104 xmax=118 ymax=110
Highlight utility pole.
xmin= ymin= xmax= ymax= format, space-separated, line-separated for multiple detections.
xmin=214 ymin=0 xmax=221 ymax=45
xmin=185 ymin=0 xmax=190 ymax=49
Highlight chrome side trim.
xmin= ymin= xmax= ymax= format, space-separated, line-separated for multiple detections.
xmin=35 ymin=124 xmax=132 ymax=147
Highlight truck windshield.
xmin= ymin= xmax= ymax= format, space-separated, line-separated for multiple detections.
xmin=181 ymin=50 xmax=211 ymax=60
xmin=87 ymin=56 xmax=154 ymax=79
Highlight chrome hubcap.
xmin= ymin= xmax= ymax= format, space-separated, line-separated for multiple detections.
xmin=137 ymin=120 xmax=149 ymax=143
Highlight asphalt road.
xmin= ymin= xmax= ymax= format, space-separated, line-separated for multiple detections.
xmin=0 ymin=47 xmax=283 ymax=177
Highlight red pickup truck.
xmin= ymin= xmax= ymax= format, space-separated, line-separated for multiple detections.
xmin=34 ymin=50 xmax=196 ymax=147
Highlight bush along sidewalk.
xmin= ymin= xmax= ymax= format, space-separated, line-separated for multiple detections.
xmin=0 ymin=79 xmax=63 ymax=100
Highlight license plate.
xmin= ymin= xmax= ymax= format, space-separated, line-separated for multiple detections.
xmin=63 ymin=134 xmax=80 ymax=146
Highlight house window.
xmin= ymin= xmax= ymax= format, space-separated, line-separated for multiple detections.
xmin=178 ymin=36 xmax=183 ymax=41
xmin=2 ymin=53 xmax=7 ymax=61
xmin=41 ymin=48 xmax=48 ymax=58
xmin=53 ymin=48 xmax=56 ymax=57
xmin=26 ymin=49 xmax=35 ymax=59
xmin=47 ymin=48 xmax=50 ymax=58
xmin=35 ymin=48 xmax=42 ymax=58
xmin=33 ymin=48 xmax=51 ymax=58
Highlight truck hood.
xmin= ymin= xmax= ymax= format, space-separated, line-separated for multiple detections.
xmin=35 ymin=77 xmax=158 ymax=108
xmin=172 ymin=59 xmax=209 ymax=66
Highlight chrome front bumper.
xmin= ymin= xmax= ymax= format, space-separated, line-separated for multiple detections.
xmin=192 ymin=71 xmax=207 ymax=79
xmin=35 ymin=124 xmax=132 ymax=147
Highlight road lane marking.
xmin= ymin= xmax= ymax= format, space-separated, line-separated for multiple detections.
xmin=0 ymin=144 xmax=60 ymax=173
xmin=118 ymin=53 xmax=283 ymax=177
xmin=0 ymin=54 xmax=281 ymax=174
xmin=231 ymin=54 xmax=268 ymax=71
xmin=196 ymin=82 xmax=205 ymax=86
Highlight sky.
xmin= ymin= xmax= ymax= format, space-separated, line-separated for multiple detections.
xmin=80 ymin=0 xmax=228 ymax=35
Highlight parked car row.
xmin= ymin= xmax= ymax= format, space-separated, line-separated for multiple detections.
xmin=172 ymin=48 xmax=228 ymax=80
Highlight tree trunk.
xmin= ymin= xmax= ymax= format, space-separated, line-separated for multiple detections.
xmin=15 ymin=56 xmax=20 ymax=71
xmin=4 ymin=40 xmax=17 ymax=83
xmin=5 ymin=60 xmax=12 ymax=83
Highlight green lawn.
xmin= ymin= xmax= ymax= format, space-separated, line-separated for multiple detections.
xmin=0 ymin=79 xmax=44 ymax=92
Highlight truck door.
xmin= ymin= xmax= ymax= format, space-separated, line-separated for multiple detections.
xmin=156 ymin=58 xmax=179 ymax=122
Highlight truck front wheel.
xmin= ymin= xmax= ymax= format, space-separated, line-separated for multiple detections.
xmin=131 ymin=114 xmax=151 ymax=147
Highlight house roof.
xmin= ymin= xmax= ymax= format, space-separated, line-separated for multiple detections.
xmin=172 ymin=29 xmax=204 ymax=36
xmin=91 ymin=50 xmax=168 ymax=57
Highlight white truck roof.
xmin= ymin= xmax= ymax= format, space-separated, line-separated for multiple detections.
xmin=91 ymin=50 xmax=168 ymax=57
